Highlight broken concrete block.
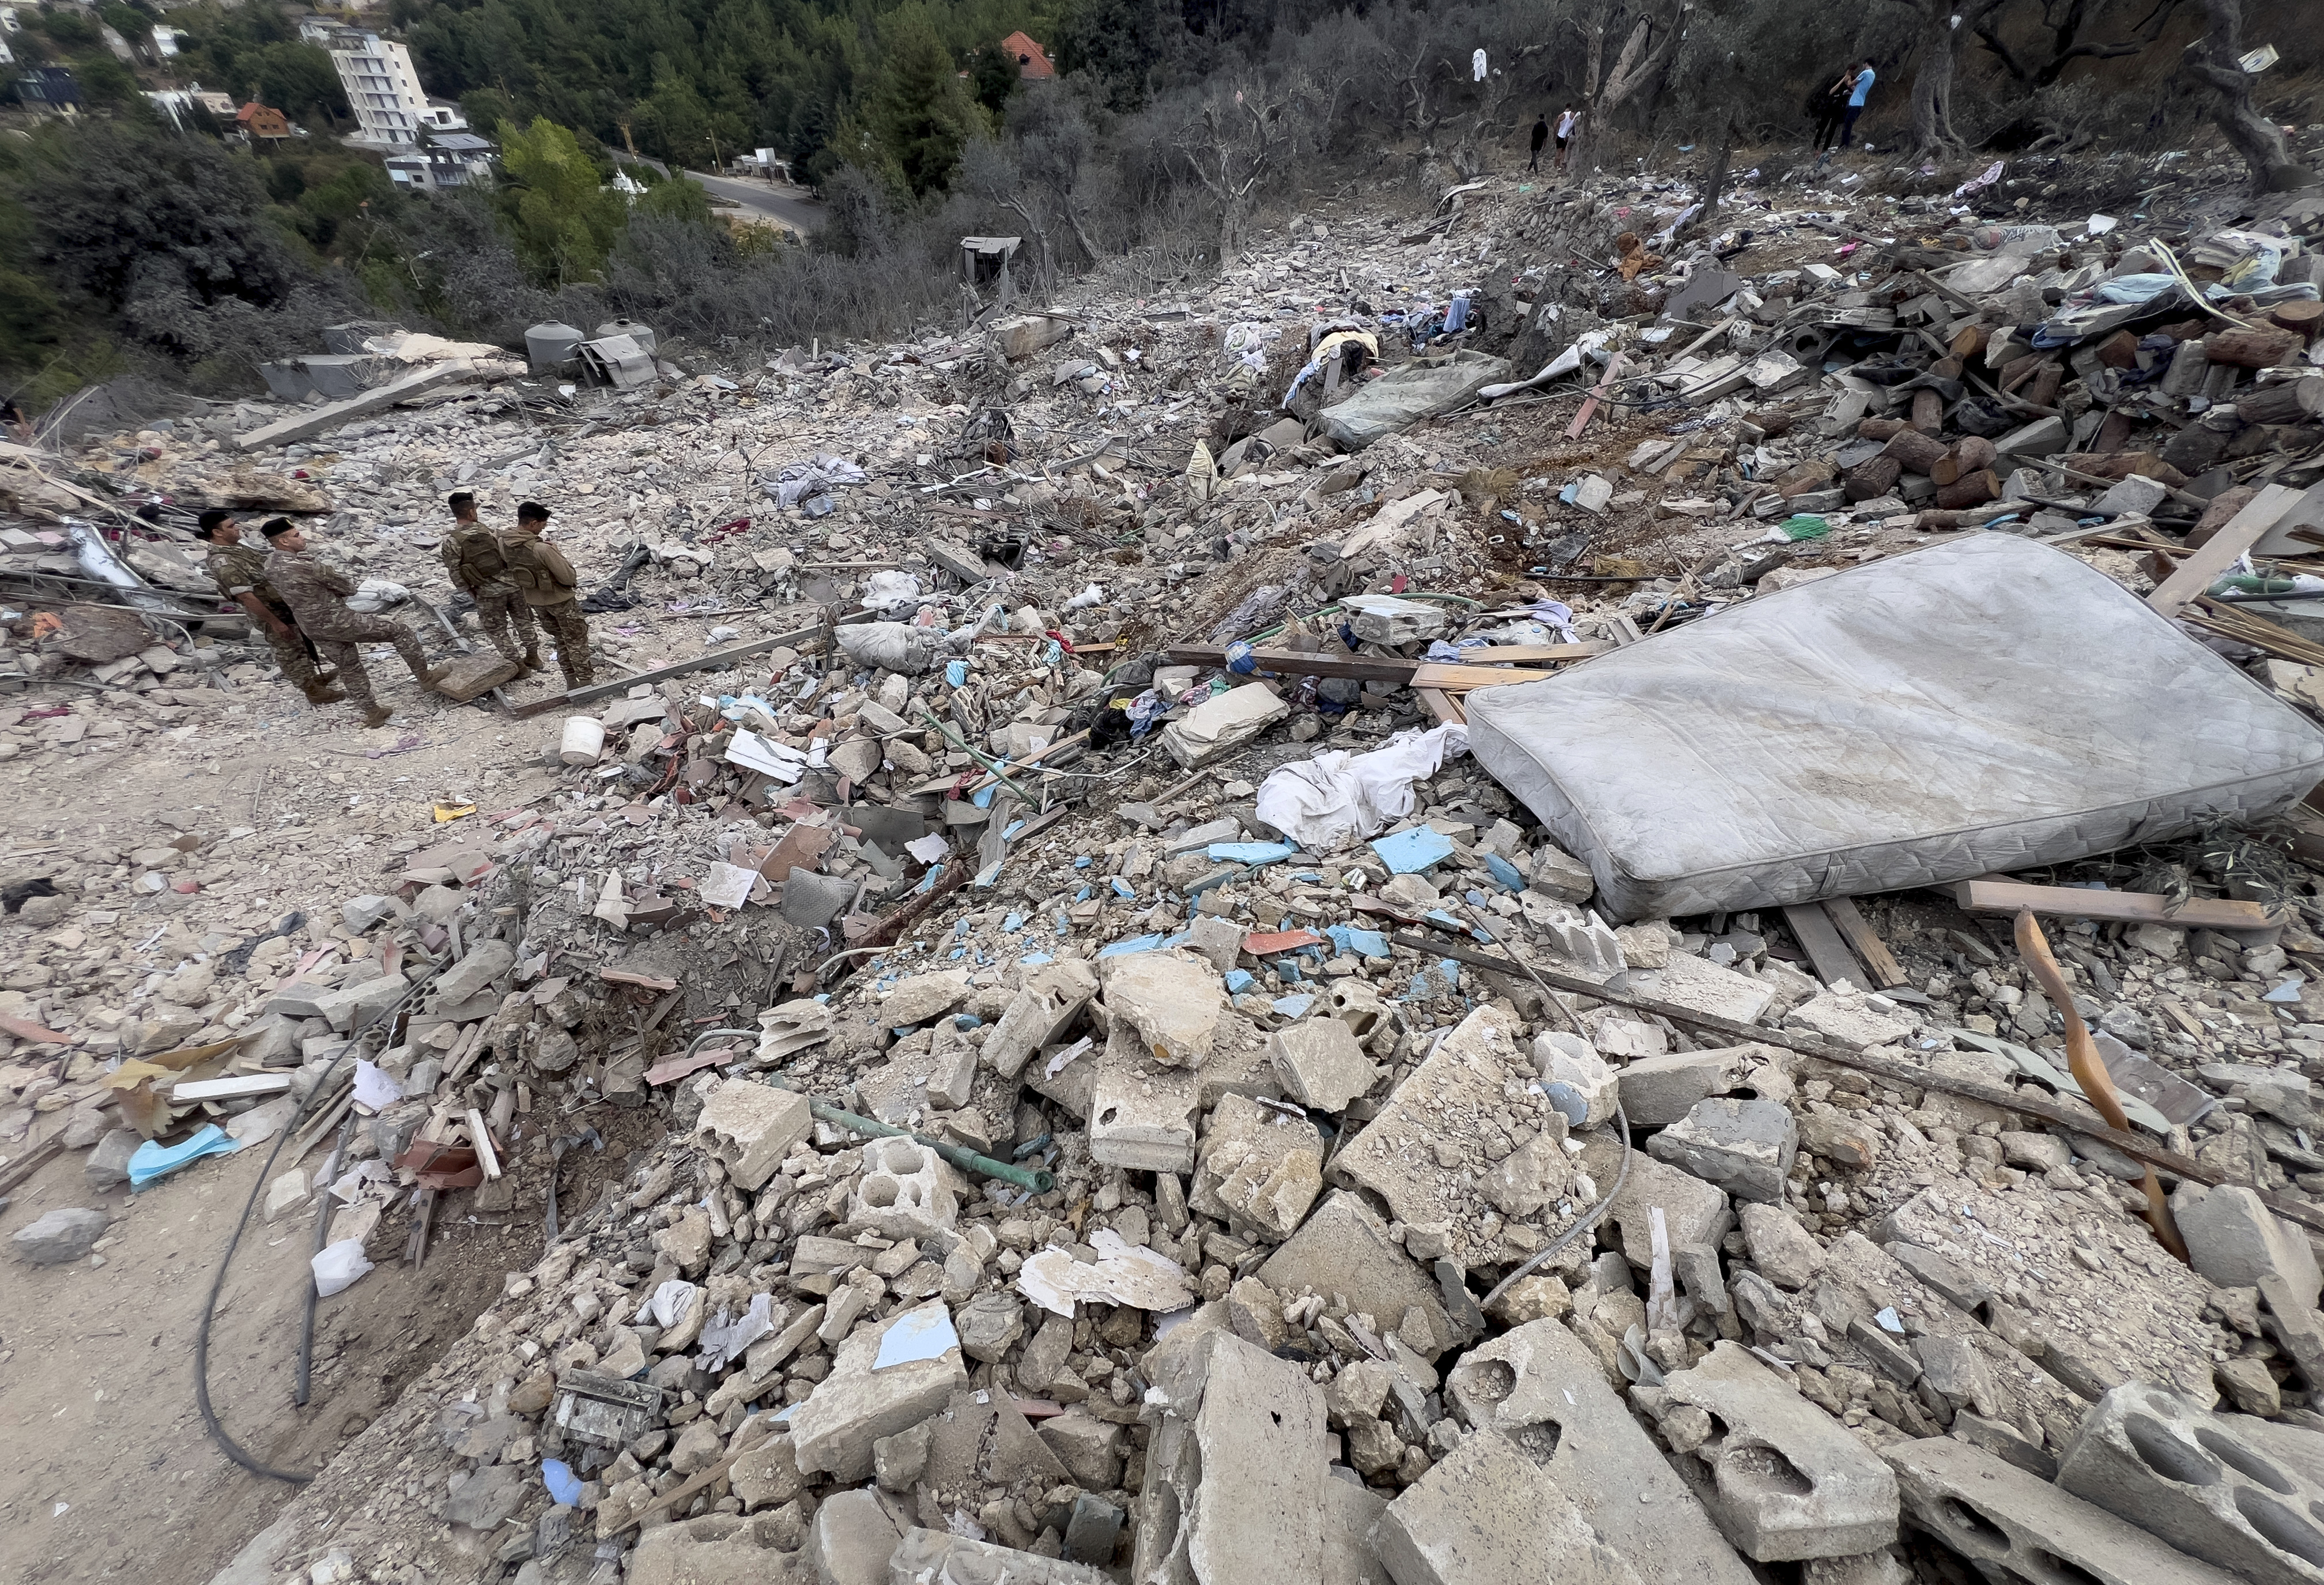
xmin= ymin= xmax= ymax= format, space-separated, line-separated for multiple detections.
xmin=1037 ymin=1411 xmax=1126 ymax=1490
xmin=1635 ymin=951 xmax=1778 ymax=1025
xmin=1647 ymin=1098 xmax=1798 ymax=1203
xmin=1270 ymin=1017 xmax=1376 ymax=1112
xmin=1740 ymin=1202 xmax=1826 ymax=1291
xmin=432 ymin=937 xmax=515 ymax=1005
xmin=1261 ymin=1191 xmax=1454 ymax=1360
xmin=985 ymin=960 xmax=1097 ymax=1080
xmin=1136 ymin=1330 xmax=1327 ymax=1585
xmin=432 ymin=650 xmax=520 ymax=701
xmin=1887 ymin=1435 xmax=2240 ymax=1585
xmin=1444 ymin=1318 xmax=1756 ymax=1584
xmin=1528 ymin=842 xmax=1595 ymax=904
xmin=2172 ymin=1182 xmax=2323 ymax=1307
xmin=849 ymin=1135 xmax=964 ymax=1240
xmin=1186 ymin=914 xmax=1245 ymax=974
xmin=729 ymin=1435 xmax=806 ymax=1512
xmin=1608 ymin=1154 xmax=1735 ymax=1273
xmin=1373 ymin=1426 xmax=1645 ymax=1585
xmin=1661 ymin=1342 xmax=1900 ymax=1561
xmin=1161 ymin=682 xmax=1288 ymax=768
xmin=881 ymin=969 xmax=972 ymax=1028
xmin=790 ymin=1301 xmax=965 ymax=1483
xmin=694 ymin=1080 xmax=812 ymax=1191
xmin=1784 ymin=989 xmax=1916 ymax=1048
xmin=1191 ymin=1092 xmax=1324 ymax=1241
xmin=1099 ymin=949 xmax=1223 ymax=1066
xmin=12 ymin=1206 xmax=108 ymax=1266
xmin=1533 ymin=1031 xmax=1620 ymax=1128
xmin=922 ymin=1386 xmax=1067 ymax=1493
xmin=2058 ymin=1379 xmax=2324 ymax=1585
xmin=812 ymin=1488 xmax=904 ymax=1585
xmin=1618 ymin=1046 xmax=1787 ymax=1129
xmin=1331 ymin=1005 xmax=1574 ymax=1268
xmin=308 ymin=973 xmax=406 ymax=1035
xmin=1088 ymin=1063 xmax=1199 ymax=1173
xmin=887 ymin=1527 xmax=1108 ymax=1583
xmin=1321 ymin=1476 xmax=1389 ymax=1585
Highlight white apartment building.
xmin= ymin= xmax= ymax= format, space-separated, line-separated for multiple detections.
xmin=316 ymin=27 xmax=463 ymax=148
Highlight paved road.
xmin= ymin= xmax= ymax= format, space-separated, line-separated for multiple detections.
xmin=682 ymin=169 xmax=825 ymax=235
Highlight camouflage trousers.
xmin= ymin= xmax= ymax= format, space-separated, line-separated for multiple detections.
xmin=473 ymin=585 xmax=538 ymax=666
xmin=530 ymin=598 xmax=594 ymax=687
xmin=258 ymin=602 xmax=325 ymax=689
xmin=308 ymin=616 xmax=430 ymax=712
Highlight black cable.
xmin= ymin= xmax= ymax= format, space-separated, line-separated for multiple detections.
xmin=193 ymin=957 xmax=447 ymax=1483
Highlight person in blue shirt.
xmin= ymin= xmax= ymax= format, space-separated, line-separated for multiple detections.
xmin=1838 ymin=60 xmax=1876 ymax=146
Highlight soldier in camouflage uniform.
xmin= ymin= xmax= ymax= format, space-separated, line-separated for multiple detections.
xmin=503 ymin=502 xmax=595 ymax=689
xmin=197 ymin=508 xmax=343 ymax=705
xmin=440 ymin=492 xmax=540 ymax=670
xmin=262 ymin=519 xmax=448 ymax=729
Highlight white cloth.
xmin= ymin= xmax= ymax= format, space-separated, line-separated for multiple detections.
xmin=1472 ymin=48 xmax=1488 ymax=81
xmin=1255 ymin=724 xmax=1469 ymax=848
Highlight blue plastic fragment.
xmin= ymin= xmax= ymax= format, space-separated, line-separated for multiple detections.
xmin=1075 ymin=885 xmax=1093 ymax=903
xmin=1372 ymin=827 xmax=1455 ymax=874
xmin=1325 ymin=924 xmax=1391 ymax=960
xmin=542 ymin=1459 xmax=584 ymax=1507
xmin=948 ymin=948 xmax=967 ymax=960
xmin=1273 ymin=993 xmax=1316 ymax=1018
xmin=1485 ymin=854 xmax=1525 ymax=890
xmin=1224 ymin=969 xmax=1255 ymax=995
xmin=945 ymin=659 xmax=969 ymax=688
xmin=953 ymin=1013 xmax=983 ymax=1030
xmin=1109 ymin=877 xmax=1135 ymax=899
xmin=1099 ymin=933 xmax=1168 ymax=959
xmin=1020 ymin=951 xmax=1055 ymax=967
xmin=1405 ymin=973 xmax=1433 ymax=1000
xmin=915 ymin=863 xmax=945 ymax=894
xmin=1438 ymin=958 xmax=1462 ymax=989
xmin=1002 ymin=911 xmax=1025 ymax=933
xmin=972 ymin=785 xmax=996 ymax=809
xmin=1278 ymin=961 xmax=1303 ymax=982
xmin=1074 ymin=856 xmax=1093 ymax=869
xmin=1207 ymin=841 xmax=1297 ymax=866
xmin=129 ymin=1123 xmax=239 ymax=1190
xmin=1542 ymin=1081 xmax=1590 ymax=1127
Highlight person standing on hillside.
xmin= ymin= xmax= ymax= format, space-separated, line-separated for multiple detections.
xmin=197 ymin=508 xmax=342 ymax=706
xmin=440 ymin=490 xmax=540 ymax=671
xmin=264 ymin=518 xmax=447 ymax=727
xmin=502 ymin=502 xmax=595 ymax=690
xmin=1529 ymin=114 xmax=1550 ymax=172
xmin=1836 ymin=59 xmax=1876 ymax=149
xmin=1555 ymin=105 xmax=1581 ymax=172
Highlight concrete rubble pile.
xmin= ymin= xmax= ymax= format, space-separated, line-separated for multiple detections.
xmin=8 ymin=133 xmax=2324 ymax=1585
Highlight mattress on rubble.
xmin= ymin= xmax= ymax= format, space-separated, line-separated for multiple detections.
xmin=1463 ymin=534 xmax=2324 ymax=922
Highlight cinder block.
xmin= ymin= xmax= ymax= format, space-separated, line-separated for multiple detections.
xmin=1659 ymin=1341 xmax=1900 ymax=1561
xmin=1373 ymin=1427 xmax=1643 ymax=1585
xmin=695 ymin=1080 xmax=812 ymax=1191
xmin=2057 ymin=1380 xmax=2324 ymax=1585
xmin=1444 ymin=1318 xmax=1754 ymax=1584
xmin=1886 ymin=1435 xmax=2240 ymax=1585
xmin=848 ymin=1135 xmax=964 ymax=1240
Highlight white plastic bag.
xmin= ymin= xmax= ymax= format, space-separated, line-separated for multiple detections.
xmin=837 ymin=621 xmax=942 ymax=675
xmin=862 ymin=571 xmax=925 ymax=618
xmin=312 ymin=1237 xmax=375 ymax=1297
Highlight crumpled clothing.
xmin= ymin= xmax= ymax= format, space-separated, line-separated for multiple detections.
xmin=1255 ymin=724 xmax=1470 ymax=848
xmin=761 ymin=453 xmax=867 ymax=508
xmin=862 ymin=569 xmax=925 ymax=618
xmin=1952 ymin=160 xmax=2004 ymax=198
xmin=1283 ymin=327 xmax=1380 ymax=405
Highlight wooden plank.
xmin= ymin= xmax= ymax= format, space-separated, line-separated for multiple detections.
xmin=1823 ymin=897 xmax=1907 ymax=988
xmin=512 ymin=621 xmax=827 ymax=718
xmin=1163 ymin=643 xmax=1609 ymax=684
xmin=1417 ymin=688 xmax=1466 ymax=726
xmin=1409 ymin=662 xmax=1560 ymax=692
xmin=2146 ymin=484 xmax=2305 ymax=614
xmin=1566 ymin=352 xmax=1628 ymax=439
xmin=1954 ymin=879 xmax=2281 ymax=930
xmin=1389 ymin=929 xmax=2324 ymax=1234
xmin=1781 ymin=903 xmax=1869 ymax=989
xmin=170 ymin=1074 xmax=293 ymax=1101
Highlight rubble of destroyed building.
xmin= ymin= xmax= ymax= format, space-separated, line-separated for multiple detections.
xmin=7 ymin=134 xmax=2324 ymax=1585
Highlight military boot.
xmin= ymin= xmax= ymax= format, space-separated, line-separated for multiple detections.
xmin=303 ymin=681 xmax=348 ymax=705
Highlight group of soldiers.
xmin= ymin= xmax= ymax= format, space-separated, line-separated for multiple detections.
xmin=197 ymin=492 xmax=595 ymax=729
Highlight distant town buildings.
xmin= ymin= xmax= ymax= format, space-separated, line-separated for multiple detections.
xmin=236 ymin=100 xmax=293 ymax=141
xmin=1000 ymin=32 xmax=1054 ymax=79
xmin=305 ymin=22 xmax=466 ymax=148
xmin=385 ymin=130 xmax=498 ymax=189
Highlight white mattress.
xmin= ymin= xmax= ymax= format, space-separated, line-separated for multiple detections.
xmin=1464 ymin=535 xmax=2324 ymax=922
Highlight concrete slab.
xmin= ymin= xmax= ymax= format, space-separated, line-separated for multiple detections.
xmin=886 ymin=1528 xmax=1108 ymax=1583
xmin=1647 ymin=1097 xmax=1798 ymax=1203
xmin=1618 ymin=1046 xmax=1790 ymax=1129
xmin=1260 ymin=1190 xmax=1454 ymax=1359
xmin=1886 ymin=1435 xmax=2240 ymax=1585
xmin=812 ymin=1489 xmax=904 ymax=1585
xmin=1660 ymin=1342 xmax=1900 ymax=1561
xmin=1444 ymin=1319 xmax=1755 ymax=1584
xmin=1331 ymin=1005 xmax=1577 ymax=1268
xmin=2057 ymin=1380 xmax=2324 ymax=1585
xmin=1371 ymin=1427 xmax=1644 ymax=1585
xmin=1190 ymin=1091 xmax=1324 ymax=1241
xmin=235 ymin=360 xmax=474 ymax=451
xmin=790 ymin=1301 xmax=967 ymax=1482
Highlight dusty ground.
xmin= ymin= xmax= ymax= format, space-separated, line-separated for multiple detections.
xmin=0 ymin=663 xmax=586 ymax=1585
